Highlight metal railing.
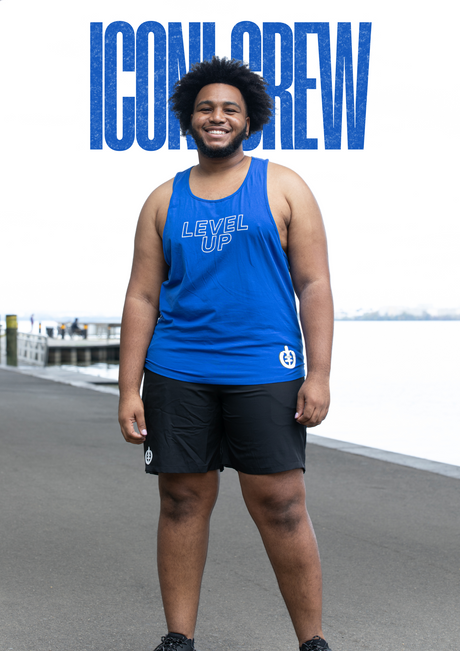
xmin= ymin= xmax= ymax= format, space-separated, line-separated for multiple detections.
xmin=17 ymin=333 xmax=49 ymax=366
xmin=50 ymin=323 xmax=121 ymax=340
xmin=0 ymin=329 xmax=5 ymax=363
xmin=0 ymin=321 xmax=121 ymax=367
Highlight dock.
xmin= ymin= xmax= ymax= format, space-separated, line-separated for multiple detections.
xmin=1 ymin=367 xmax=459 ymax=651
xmin=0 ymin=321 xmax=121 ymax=366
xmin=47 ymin=337 xmax=120 ymax=364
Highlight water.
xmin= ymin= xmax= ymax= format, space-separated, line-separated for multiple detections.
xmin=4 ymin=320 xmax=459 ymax=466
xmin=318 ymin=321 xmax=460 ymax=466
xmin=60 ymin=363 xmax=119 ymax=382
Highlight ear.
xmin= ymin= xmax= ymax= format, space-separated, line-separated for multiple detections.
xmin=245 ymin=116 xmax=250 ymax=137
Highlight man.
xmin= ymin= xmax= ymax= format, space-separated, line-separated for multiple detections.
xmin=119 ymin=57 xmax=334 ymax=651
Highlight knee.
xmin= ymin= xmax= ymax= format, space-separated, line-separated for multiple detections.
xmin=159 ymin=476 xmax=218 ymax=524
xmin=253 ymin=491 xmax=305 ymax=534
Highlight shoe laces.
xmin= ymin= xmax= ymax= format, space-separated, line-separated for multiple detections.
xmin=159 ymin=635 xmax=189 ymax=650
xmin=300 ymin=636 xmax=328 ymax=651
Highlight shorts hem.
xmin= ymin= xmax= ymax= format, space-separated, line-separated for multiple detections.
xmin=145 ymin=464 xmax=224 ymax=476
xmin=223 ymin=460 xmax=306 ymax=475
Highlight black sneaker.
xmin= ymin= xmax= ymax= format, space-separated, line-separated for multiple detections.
xmin=300 ymin=636 xmax=332 ymax=651
xmin=153 ymin=633 xmax=195 ymax=651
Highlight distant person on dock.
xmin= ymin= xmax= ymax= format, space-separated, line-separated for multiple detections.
xmin=118 ymin=57 xmax=334 ymax=651
xmin=70 ymin=318 xmax=83 ymax=337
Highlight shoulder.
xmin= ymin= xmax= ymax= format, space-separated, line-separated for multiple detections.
xmin=266 ymin=161 xmax=319 ymax=222
xmin=139 ymin=177 xmax=175 ymax=236
xmin=267 ymin=161 xmax=314 ymax=199
xmin=142 ymin=177 xmax=175 ymax=216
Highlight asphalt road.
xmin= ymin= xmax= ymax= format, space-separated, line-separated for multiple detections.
xmin=1 ymin=369 xmax=459 ymax=651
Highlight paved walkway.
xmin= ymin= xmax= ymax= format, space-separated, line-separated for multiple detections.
xmin=1 ymin=368 xmax=459 ymax=651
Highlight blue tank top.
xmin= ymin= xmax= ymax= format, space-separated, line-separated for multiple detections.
xmin=145 ymin=157 xmax=305 ymax=384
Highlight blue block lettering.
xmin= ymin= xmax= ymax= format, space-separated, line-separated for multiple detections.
xmin=231 ymin=21 xmax=262 ymax=151
xmin=136 ymin=22 xmax=167 ymax=152
xmin=90 ymin=23 xmax=103 ymax=149
xmin=168 ymin=23 xmax=187 ymax=150
xmin=105 ymin=22 xmax=135 ymax=151
xmin=189 ymin=23 xmax=201 ymax=67
xmin=203 ymin=23 xmax=216 ymax=62
xmin=294 ymin=23 xmax=319 ymax=150
xmin=316 ymin=22 xmax=372 ymax=149
xmin=92 ymin=21 xmax=371 ymax=152
xmin=263 ymin=23 xmax=293 ymax=150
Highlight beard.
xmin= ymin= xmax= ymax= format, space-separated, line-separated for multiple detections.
xmin=188 ymin=124 xmax=248 ymax=159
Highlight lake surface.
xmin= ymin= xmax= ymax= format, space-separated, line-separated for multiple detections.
xmin=318 ymin=321 xmax=460 ymax=466
xmin=10 ymin=320 xmax=459 ymax=467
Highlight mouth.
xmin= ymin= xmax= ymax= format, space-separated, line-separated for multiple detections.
xmin=204 ymin=128 xmax=230 ymax=135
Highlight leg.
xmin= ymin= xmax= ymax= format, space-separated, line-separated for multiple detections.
xmin=239 ymin=469 xmax=323 ymax=645
xmin=157 ymin=470 xmax=219 ymax=639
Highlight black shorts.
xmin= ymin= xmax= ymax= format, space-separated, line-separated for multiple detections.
xmin=142 ymin=370 xmax=307 ymax=475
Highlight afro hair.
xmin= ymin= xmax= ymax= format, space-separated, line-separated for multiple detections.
xmin=169 ymin=56 xmax=273 ymax=137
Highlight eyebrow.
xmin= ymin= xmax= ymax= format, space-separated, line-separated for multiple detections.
xmin=195 ymin=100 xmax=242 ymax=110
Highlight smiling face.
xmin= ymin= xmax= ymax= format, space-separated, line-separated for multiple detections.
xmin=189 ymin=83 xmax=250 ymax=159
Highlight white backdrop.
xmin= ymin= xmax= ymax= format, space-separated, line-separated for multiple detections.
xmin=1 ymin=0 xmax=458 ymax=318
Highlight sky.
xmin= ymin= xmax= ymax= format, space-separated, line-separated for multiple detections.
xmin=0 ymin=0 xmax=459 ymax=319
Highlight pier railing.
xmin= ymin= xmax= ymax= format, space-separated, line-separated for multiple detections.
xmin=1 ymin=321 xmax=121 ymax=367
xmin=51 ymin=322 xmax=121 ymax=340
xmin=0 ymin=329 xmax=5 ymax=362
xmin=17 ymin=333 xmax=49 ymax=366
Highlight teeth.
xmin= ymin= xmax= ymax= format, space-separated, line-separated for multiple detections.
xmin=207 ymin=130 xmax=227 ymax=134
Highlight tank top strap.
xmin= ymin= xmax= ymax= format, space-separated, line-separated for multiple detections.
xmin=245 ymin=156 xmax=268 ymax=187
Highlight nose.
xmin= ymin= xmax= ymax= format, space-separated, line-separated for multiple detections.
xmin=209 ymin=107 xmax=225 ymax=123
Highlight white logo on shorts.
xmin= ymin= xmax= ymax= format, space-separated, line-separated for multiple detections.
xmin=145 ymin=447 xmax=153 ymax=465
xmin=279 ymin=345 xmax=296 ymax=369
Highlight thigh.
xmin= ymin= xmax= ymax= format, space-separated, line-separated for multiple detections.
xmin=142 ymin=370 xmax=223 ymax=475
xmin=220 ymin=378 xmax=307 ymax=475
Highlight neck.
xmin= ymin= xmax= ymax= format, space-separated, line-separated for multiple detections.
xmin=195 ymin=148 xmax=247 ymax=175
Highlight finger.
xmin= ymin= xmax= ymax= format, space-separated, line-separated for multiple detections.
xmin=296 ymin=399 xmax=315 ymax=423
xmin=302 ymin=404 xmax=329 ymax=427
xmin=295 ymin=388 xmax=308 ymax=420
xmin=135 ymin=410 xmax=148 ymax=440
xmin=297 ymin=406 xmax=317 ymax=426
xmin=120 ymin=416 xmax=147 ymax=445
xmin=123 ymin=426 xmax=145 ymax=445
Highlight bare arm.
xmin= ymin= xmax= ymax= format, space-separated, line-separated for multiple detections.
xmin=280 ymin=167 xmax=334 ymax=427
xmin=118 ymin=181 xmax=172 ymax=444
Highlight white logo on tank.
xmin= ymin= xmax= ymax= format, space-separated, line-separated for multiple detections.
xmin=181 ymin=214 xmax=248 ymax=253
xmin=279 ymin=345 xmax=296 ymax=369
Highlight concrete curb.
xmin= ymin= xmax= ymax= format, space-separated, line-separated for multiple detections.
xmin=0 ymin=363 xmax=119 ymax=396
xmin=308 ymin=433 xmax=460 ymax=479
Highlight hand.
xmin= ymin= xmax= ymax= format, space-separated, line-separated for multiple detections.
xmin=294 ymin=375 xmax=330 ymax=427
xmin=118 ymin=393 xmax=147 ymax=445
